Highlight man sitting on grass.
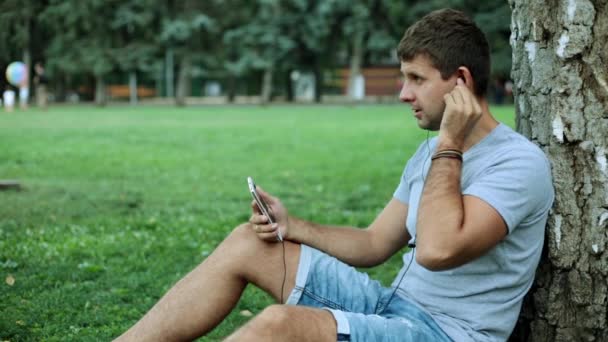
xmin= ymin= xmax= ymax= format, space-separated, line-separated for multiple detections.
xmin=115 ymin=8 xmax=554 ymax=342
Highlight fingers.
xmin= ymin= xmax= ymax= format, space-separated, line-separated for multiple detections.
xmin=454 ymin=86 xmax=473 ymax=116
xmin=472 ymin=96 xmax=482 ymax=114
xmin=249 ymin=221 xmax=280 ymax=241
xmin=443 ymin=92 xmax=455 ymax=108
xmin=252 ymin=222 xmax=277 ymax=234
xmin=250 ymin=213 xmax=270 ymax=225
xmin=258 ymin=232 xmax=280 ymax=241
xmin=450 ymin=85 xmax=465 ymax=105
xmin=445 ymin=83 xmax=480 ymax=117
xmin=440 ymin=78 xmax=483 ymax=148
xmin=251 ymin=199 xmax=261 ymax=213
xmin=249 ymin=213 xmax=277 ymax=234
xmin=256 ymin=186 xmax=274 ymax=203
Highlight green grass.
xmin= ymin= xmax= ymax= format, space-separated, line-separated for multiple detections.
xmin=0 ymin=103 xmax=515 ymax=341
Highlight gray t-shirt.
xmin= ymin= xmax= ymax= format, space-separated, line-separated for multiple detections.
xmin=392 ymin=123 xmax=554 ymax=342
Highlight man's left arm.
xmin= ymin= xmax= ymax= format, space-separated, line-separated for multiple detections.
xmin=416 ymin=78 xmax=507 ymax=271
xmin=415 ymin=152 xmax=508 ymax=271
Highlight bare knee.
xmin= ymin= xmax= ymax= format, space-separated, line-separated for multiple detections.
xmin=232 ymin=305 xmax=290 ymax=339
xmin=210 ymin=223 xmax=273 ymax=271
xmin=228 ymin=305 xmax=336 ymax=341
xmin=223 ymin=223 xmax=268 ymax=254
xmin=256 ymin=305 xmax=291 ymax=329
xmin=228 ymin=223 xmax=256 ymax=242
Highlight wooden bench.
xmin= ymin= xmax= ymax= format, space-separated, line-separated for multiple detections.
xmin=107 ymin=85 xmax=156 ymax=98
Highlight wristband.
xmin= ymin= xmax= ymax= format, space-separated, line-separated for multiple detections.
xmin=431 ymin=149 xmax=463 ymax=162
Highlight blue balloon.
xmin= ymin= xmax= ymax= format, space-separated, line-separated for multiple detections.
xmin=6 ymin=62 xmax=27 ymax=86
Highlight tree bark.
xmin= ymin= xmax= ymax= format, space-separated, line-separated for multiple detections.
xmin=509 ymin=0 xmax=608 ymax=341
xmin=166 ymin=48 xmax=175 ymax=98
xmin=261 ymin=67 xmax=274 ymax=104
xmin=285 ymin=68 xmax=294 ymax=102
xmin=175 ymin=54 xmax=191 ymax=107
xmin=95 ymin=75 xmax=106 ymax=107
xmin=22 ymin=16 xmax=31 ymax=70
xmin=313 ymin=63 xmax=322 ymax=103
xmin=227 ymin=75 xmax=236 ymax=103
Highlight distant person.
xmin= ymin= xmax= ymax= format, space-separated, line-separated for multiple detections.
xmin=19 ymin=70 xmax=29 ymax=110
xmin=3 ymin=85 xmax=16 ymax=112
xmin=115 ymin=9 xmax=554 ymax=341
xmin=504 ymin=80 xmax=514 ymax=104
xmin=33 ymin=62 xmax=48 ymax=110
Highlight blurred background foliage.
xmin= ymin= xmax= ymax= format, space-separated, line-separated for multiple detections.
xmin=0 ymin=0 xmax=512 ymax=105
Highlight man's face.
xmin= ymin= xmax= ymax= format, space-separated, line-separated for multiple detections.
xmin=399 ymin=55 xmax=458 ymax=131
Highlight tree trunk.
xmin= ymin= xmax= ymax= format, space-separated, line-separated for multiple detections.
xmin=175 ymin=54 xmax=191 ymax=107
xmin=22 ymin=16 xmax=31 ymax=71
xmin=227 ymin=75 xmax=236 ymax=103
xmin=129 ymin=70 xmax=138 ymax=105
xmin=313 ymin=63 xmax=322 ymax=103
xmin=166 ymin=48 xmax=174 ymax=98
xmin=95 ymin=75 xmax=106 ymax=107
xmin=23 ymin=50 xmax=31 ymax=84
xmin=285 ymin=69 xmax=294 ymax=102
xmin=261 ymin=67 xmax=274 ymax=104
xmin=347 ymin=31 xmax=364 ymax=100
xmin=509 ymin=0 xmax=608 ymax=341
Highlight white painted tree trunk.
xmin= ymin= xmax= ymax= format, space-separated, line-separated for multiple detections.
xmin=509 ymin=0 xmax=608 ymax=340
xmin=347 ymin=32 xmax=365 ymax=101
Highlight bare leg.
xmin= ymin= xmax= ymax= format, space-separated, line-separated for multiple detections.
xmin=225 ymin=305 xmax=337 ymax=342
xmin=114 ymin=223 xmax=301 ymax=341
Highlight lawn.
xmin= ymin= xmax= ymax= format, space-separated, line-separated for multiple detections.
xmin=0 ymin=103 xmax=515 ymax=341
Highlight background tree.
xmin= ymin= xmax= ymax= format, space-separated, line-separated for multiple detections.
xmin=42 ymin=0 xmax=119 ymax=105
xmin=1 ymin=1 xmax=516 ymax=105
xmin=509 ymin=0 xmax=608 ymax=340
xmin=111 ymin=0 xmax=160 ymax=105
xmin=340 ymin=0 xmax=399 ymax=100
xmin=280 ymin=0 xmax=347 ymax=102
xmin=160 ymin=0 xmax=217 ymax=106
xmin=0 ymin=0 xmax=47 ymax=89
xmin=223 ymin=0 xmax=295 ymax=104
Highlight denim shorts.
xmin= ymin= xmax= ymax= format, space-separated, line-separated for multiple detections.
xmin=285 ymin=245 xmax=452 ymax=342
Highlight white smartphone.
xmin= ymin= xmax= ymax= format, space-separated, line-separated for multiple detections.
xmin=247 ymin=177 xmax=282 ymax=241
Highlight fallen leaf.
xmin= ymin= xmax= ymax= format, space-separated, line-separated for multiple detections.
xmin=5 ymin=275 xmax=15 ymax=286
xmin=239 ymin=310 xmax=253 ymax=317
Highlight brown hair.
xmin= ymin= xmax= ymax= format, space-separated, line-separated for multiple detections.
xmin=397 ymin=8 xmax=490 ymax=97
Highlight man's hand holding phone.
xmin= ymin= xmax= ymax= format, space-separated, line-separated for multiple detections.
xmin=247 ymin=177 xmax=288 ymax=242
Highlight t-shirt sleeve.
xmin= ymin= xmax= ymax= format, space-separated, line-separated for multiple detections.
xmin=393 ymin=138 xmax=435 ymax=205
xmin=393 ymin=160 xmax=412 ymax=204
xmin=462 ymin=150 xmax=554 ymax=233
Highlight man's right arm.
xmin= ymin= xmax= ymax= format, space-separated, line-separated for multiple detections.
xmin=285 ymin=198 xmax=411 ymax=268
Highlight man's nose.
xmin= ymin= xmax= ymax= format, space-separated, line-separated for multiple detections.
xmin=399 ymin=83 xmax=414 ymax=103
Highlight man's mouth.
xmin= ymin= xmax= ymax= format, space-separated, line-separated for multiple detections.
xmin=413 ymin=109 xmax=423 ymax=118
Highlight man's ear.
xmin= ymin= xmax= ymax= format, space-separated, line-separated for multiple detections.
xmin=456 ymin=66 xmax=475 ymax=91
